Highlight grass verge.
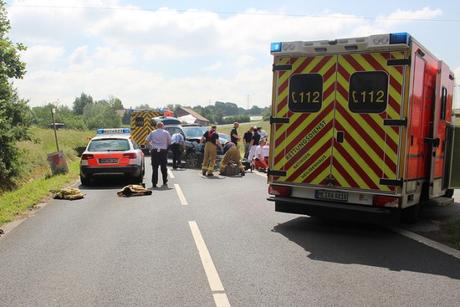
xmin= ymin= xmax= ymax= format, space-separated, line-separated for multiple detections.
xmin=0 ymin=160 xmax=80 ymax=226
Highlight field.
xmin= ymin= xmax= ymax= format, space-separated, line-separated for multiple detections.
xmin=216 ymin=120 xmax=270 ymax=136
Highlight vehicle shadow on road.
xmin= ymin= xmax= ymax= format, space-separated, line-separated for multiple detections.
xmin=78 ymin=178 xmax=146 ymax=190
xmin=272 ymin=217 xmax=460 ymax=279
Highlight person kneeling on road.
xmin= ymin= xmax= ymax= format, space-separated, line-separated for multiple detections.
xmin=253 ymin=138 xmax=269 ymax=172
xmin=201 ymin=125 xmax=220 ymax=176
xmin=219 ymin=142 xmax=245 ymax=176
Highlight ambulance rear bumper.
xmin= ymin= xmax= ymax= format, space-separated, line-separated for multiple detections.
xmin=268 ymin=196 xmax=399 ymax=224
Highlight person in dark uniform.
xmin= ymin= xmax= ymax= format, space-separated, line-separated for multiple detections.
xmin=243 ymin=127 xmax=253 ymax=159
xmin=230 ymin=122 xmax=240 ymax=145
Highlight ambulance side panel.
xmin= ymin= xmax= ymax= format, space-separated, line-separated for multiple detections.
xmin=130 ymin=111 xmax=161 ymax=149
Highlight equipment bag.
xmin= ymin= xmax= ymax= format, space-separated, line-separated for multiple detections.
xmin=222 ymin=162 xmax=241 ymax=176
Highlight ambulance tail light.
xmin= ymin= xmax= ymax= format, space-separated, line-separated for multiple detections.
xmin=269 ymin=184 xmax=291 ymax=197
xmin=373 ymin=195 xmax=399 ymax=208
xmin=390 ymin=32 xmax=409 ymax=45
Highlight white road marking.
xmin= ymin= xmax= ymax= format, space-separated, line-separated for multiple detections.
xmin=168 ymin=169 xmax=175 ymax=179
xmin=254 ymin=170 xmax=267 ymax=178
xmin=174 ymin=184 xmax=188 ymax=206
xmin=189 ymin=221 xmax=231 ymax=307
xmin=390 ymin=226 xmax=460 ymax=260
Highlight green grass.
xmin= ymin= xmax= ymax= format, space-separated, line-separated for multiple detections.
xmin=0 ymin=161 xmax=80 ymax=225
xmin=14 ymin=127 xmax=93 ymax=185
xmin=216 ymin=120 xmax=270 ymax=136
xmin=0 ymin=127 xmax=93 ymax=226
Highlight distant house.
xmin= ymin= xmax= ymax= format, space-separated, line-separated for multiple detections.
xmin=176 ymin=107 xmax=210 ymax=126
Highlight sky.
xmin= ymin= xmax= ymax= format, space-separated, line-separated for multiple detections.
xmin=5 ymin=0 xmax=460 ymax=109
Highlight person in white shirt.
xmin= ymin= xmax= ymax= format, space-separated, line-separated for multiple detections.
xmin=146 ymin=122 xmax=171 ymax=188
xmin=253 ymin=138 xmax=269 ymax=171
xmin=170 ymin=131 xmax=185 ymax=169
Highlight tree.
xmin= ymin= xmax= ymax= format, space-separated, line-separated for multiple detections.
xmin=109 ymin=96 xmax=124 ymax=110
xmin=83 ymin=101 xmax=121 ymax=129
xmin=136 ymin=104 xmax=152 ymax=110
xmin=0 ymin=0 xmax=30 ymax=188
xmin=73 ymin=92 xmax=93 ymax=115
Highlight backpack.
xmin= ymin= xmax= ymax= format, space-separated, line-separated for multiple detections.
xmin=221 ymin=162 xmax=240 ymax=176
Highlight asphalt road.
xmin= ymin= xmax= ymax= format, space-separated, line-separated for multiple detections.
xmin=1 ymin=158 xmax=460 ymax=306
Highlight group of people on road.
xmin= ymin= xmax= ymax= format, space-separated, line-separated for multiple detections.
xmin=145 ymin=121 xmax=268 ymax=188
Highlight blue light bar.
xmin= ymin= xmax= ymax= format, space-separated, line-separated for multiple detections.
xmin=390 ymin=32 xmax=409 ymax=45
xmin=271 ymin=42 xmax=282 ymax=53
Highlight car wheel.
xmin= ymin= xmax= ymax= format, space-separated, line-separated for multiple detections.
xmin=80 ymin=175 xmax=91 ymax=186
xmin=186 ymin=152 xmax=200 ymax=169
xmin=401 ymin=203 xmax=420 ymax=224
xmin=444 ymin=188 xmax=454 ymax=198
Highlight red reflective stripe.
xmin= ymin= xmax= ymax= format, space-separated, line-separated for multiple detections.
xmin=331 ymin=157 xmax=360 ymax=188
xmin=285 ymin=121 xmax=333 ymax=170
xmin=302 ymin=157 xmax=331 ymax=184
xmin=334 ymin=140 xmax=380 ymax=189
xmin=286 ymin=140 xmax=331 ymax=182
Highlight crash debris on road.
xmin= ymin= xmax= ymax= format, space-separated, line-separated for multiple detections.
xmin=52 ymin=188 xmax=85 ymax=200
xmin=117 ymin=184 xmax=152 ymax=197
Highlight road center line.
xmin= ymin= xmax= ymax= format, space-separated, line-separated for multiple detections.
xmin=390 ymin=226 xmax=460 ymax=259
xmin=174 ymin=184 xmax=188 ymax=206
xmin=168 ymin=169 xmax=175 ymax=178
xmin=188 ymin=221 xmax=231 ymax=307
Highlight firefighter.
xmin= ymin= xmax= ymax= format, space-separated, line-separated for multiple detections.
xmin=201 ymin=125 xmax=220 ymax=176
xmin=220 ymin=142 xmax=245 ymax=176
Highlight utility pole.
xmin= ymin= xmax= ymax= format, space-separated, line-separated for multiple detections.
xmin=50 ymin=105 xmax=60 ymax=152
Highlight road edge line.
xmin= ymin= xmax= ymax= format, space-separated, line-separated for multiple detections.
xmin=390 ymin=226 xmax=460 ymax=259
xmin=168 ymin=169 xmax=175 ymax=179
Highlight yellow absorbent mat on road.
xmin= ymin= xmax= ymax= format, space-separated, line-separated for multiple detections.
xmin=117 ymin=184 xmax=152 ymax=197
xmin=52 ymin=187 xmax=85 ymax=200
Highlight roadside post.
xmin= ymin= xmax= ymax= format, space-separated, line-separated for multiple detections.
xmin=47 ymin=105 xmax=68 ymax=175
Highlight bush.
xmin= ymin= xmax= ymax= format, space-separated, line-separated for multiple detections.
xmin=218 ymin=115 xmax=251 ymax=125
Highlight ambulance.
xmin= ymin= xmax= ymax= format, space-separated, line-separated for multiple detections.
xmin=130 ymin=110 xmax=162 ymax=151
xmin=267 ymin=33 xmax=459 ymax=222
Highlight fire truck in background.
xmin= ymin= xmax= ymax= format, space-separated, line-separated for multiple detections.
xmin=267 ymin=33 xmax=459 ymax=223
xmin=130 ymin=110 xmax=162 ymax=152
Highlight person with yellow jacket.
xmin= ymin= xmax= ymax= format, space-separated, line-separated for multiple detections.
xmin=219 ymin=142 xmax=245 ymax=176
xmin=201 ymin=125 xmax=220 ymax=176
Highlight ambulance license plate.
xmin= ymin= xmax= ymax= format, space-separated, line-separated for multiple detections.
xmin=99 ymin=158 xmax=118 ymax=164
xmin=315 ymin=190 xmax=348 ymax=202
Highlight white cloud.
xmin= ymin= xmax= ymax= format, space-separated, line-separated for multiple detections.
xmin=7 ymin=2 xmax=445 ymax=108
xmin=21 ymin=45 xmax=64 ymax=70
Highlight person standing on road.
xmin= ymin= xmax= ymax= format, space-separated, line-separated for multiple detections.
xmin=170 ymin=131 xmax=184 ymax=170
xmin=243 ymin=127 xmax=253 ymax=159
xmin=248 ymin=126 xmax=260 ymax=160
xmin=230 ymin=122 xmax=240 ymax=146
xmin=146 ymin=122 xmax=171 ymax=188
xmin=201 ymin=125 xmax=220 ymax=176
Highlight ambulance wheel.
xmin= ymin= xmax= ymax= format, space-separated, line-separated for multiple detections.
xmin=444 ymin=188 xmax=454 ymax=198
xmin=401 ymin=203 xmax=420 ymax=224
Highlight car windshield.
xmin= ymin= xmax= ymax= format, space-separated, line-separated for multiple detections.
xmin=183 ymin=126 xmax=208 ymax=138
xmin=87 ymin=139 xmax=130 ymax=152
xmin=219 ymin=133 xmax=230 ymax=143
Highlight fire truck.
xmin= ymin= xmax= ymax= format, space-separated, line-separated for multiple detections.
xmin=130 ymin=110 xmax=162 ymax=151
xmin=267 ymin=33 xmax=459 ymax=223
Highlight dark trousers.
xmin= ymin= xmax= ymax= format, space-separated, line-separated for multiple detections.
xmin=170 ymin=143 xmax=182 ymax=169
xmin=151 ymin=149 xmax=168 ymax=186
